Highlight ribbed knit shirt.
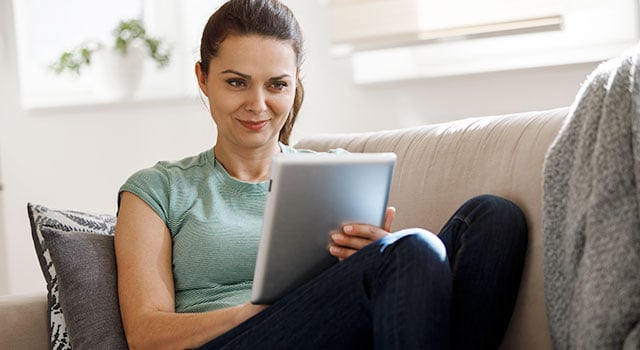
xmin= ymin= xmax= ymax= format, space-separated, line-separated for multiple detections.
xmin=119 ymin=143 xmax=310 ymax=313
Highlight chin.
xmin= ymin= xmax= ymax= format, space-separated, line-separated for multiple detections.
xmin=237 ymin=134 xmax=279 ymax=149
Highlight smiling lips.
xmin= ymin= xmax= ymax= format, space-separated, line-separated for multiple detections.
xmin=238 ymin=119 xmax=269 ymax=131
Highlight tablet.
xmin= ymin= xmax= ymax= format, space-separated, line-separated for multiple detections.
xmin=251 ymin=152 xmax=397 ymax=304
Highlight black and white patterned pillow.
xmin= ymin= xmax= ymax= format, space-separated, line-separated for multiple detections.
xmin=27 ymin=203 xmax=117 ymax=350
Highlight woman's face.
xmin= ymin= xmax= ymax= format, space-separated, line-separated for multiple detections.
xmin=196 ymin=34 xmax=297 ymax=152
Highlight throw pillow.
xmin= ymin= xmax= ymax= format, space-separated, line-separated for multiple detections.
xmin=27 ymin=203 xmax=117 ymax=350
xmin=41 ymin=227 xmax=127 ymax=349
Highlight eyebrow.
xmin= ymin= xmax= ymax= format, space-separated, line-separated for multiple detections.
xmin=220 ymin=69 xmax=291 ymax=80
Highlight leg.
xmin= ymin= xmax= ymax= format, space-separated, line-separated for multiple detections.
xmin=372 ymin=229 xmax=452 ymax=349
xmin=438 ymin=194 xmax=528 ymax=350
xmin=200 ymin=230 xmax=452 ymax=350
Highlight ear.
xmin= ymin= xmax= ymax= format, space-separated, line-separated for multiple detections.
xmin=195 ymin=62 xmax=208 ymax=97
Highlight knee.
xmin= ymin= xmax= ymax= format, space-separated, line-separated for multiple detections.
xmin=470 ymin=194 xmax=520 ymax=212
xmin=379 ymin=229 xmax=449 ymax=268
xmin=468 ymin=194 xmax=526 ymax=225
xmin=465 ymin=194 xmax=528 ymax=248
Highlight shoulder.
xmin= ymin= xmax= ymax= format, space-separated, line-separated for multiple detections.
xmin=155 ymin=149 xmax=213 ymax=174
xmin=118 ymin=149 xmax=214 ymax=222
xmin=128 ymin=149 xmax=213 ymax=183
xmin=120 ymin=149 xmax=213 ymax=201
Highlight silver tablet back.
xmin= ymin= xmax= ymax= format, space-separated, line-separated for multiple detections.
xmin=251 ymin=152 xmax=397 ymax=304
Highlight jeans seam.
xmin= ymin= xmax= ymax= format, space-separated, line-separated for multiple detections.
xmin=391 ymin=250 xmax=400 ymax=349
xmin=450 ymin=216 xmax=469 ymax=277
xmin=453 ymin=213 xmax=472 ymax=226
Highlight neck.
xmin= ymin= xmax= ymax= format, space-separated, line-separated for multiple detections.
xmin=213 ymin=141 xmax=281 ymax=182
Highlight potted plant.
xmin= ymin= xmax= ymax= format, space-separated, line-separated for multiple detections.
xmin=50 ymin=19 xmax=171 ymax=100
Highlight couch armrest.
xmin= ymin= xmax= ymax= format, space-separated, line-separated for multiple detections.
xmin=0 ymin=293 xmax=49 ymax=350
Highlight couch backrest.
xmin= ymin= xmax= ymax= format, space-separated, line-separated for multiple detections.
xmin=295 ymin=107 xmax=568 ymax=349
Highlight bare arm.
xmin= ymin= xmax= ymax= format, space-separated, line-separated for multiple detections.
xmin=115 ymin=192 xmax=266 ymax=350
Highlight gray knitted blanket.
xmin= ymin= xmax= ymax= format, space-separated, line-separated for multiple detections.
xmin=542 ymin=44 xmax=640 ymax=349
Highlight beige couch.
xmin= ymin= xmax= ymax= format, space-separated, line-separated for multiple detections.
xmin=0 ymin=107 xmax=567 ymax=349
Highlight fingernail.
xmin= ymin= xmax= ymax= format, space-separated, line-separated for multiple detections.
xmin=331 ymin=233 xmax=343 ymax=241
xmin=330 ymin=246 xmax=340 ymax=254
xmin=343 ymin=225 xmax=352 ymax=233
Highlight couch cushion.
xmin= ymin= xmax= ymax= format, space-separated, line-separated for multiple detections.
xmin=27 ymin=203 xmax=118 ymax=350
xmin=41 ymin=227 xmax=127 ymax=349
xmin=0 ymin=293 xmax=49 ymax=350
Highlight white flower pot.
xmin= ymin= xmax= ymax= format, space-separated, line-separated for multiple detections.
xmin=90 ymin=45 xmax=144 ymax=101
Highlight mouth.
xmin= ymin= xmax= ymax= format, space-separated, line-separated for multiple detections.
xmin=238 ymin=119 xmax=270 ymax=131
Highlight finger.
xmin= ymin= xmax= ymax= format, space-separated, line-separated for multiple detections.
xmin=383 ymin=206 xmax=396 ymax=232
xmin=342 ymin=224 xmax=384 ymax=240
xmin=331 ymin=232 xmax=372 ymax=250
xmin=329 ymin=244 xmax=358 ymax=260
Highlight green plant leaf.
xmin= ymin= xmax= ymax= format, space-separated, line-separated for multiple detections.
xmin=49 ymin=18 xmax=172 ymax=74
xmin=49 ymin=46 xmax=96 ymax=75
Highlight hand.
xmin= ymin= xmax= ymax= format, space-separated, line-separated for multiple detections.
xmin=329 ymin=206 xmax=396 ymax=260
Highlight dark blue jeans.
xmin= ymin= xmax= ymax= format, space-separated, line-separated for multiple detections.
xmin=200 ymin=194 xmax=527 ymax=349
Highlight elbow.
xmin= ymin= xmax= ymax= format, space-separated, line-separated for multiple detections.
xmin=122 ymin=327 xmax=144 ymax=350
xmin=123 ymin=330 xmax=163 ymax=350
xmin=121 ymin=317 xmax=179 ymax=350
xmin=120 ymin=317 xmax=155 ymax=350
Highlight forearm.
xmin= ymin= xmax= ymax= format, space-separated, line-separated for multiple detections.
xmin=124 ymin=304 xmax=252 ymax=350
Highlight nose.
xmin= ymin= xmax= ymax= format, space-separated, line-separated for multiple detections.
xmin=245 ymin=87 xmax=268 ymax=113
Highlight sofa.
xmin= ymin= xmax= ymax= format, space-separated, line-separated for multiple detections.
xmin=0 ymin=106 xmax=567 ymax=349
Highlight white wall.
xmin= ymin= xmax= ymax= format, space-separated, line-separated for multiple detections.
xmin=0 ymin=0 xmax=13 ymax=295
xmin=0 ymin=170 xmax=7 ymax=295
xmin=0 ymin=0 xmax=600 ymax=295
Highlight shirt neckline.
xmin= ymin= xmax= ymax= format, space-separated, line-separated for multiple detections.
xmin=208 ymin=142 xmax=294 ymax=193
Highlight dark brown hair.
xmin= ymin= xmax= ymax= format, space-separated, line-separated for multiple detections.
xmin=199 ymin=0 xmax=305 ymax=145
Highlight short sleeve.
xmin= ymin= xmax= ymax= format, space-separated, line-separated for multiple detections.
xmin=118 ymin=165 xmax=171 ymax=223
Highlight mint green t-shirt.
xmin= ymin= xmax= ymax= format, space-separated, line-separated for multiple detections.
xmin=119 ymin=144 xmax=326 ymax=313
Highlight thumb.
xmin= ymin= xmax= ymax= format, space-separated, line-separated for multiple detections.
xmin=383 ymin=206 xmax=396 ymax=232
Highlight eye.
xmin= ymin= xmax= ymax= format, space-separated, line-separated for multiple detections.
xmin=226 ymin=79 xmax=246 ymax=88
xmin=268 ymin=81 xmax=288 ymax=91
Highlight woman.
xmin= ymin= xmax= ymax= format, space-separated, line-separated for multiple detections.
xmin=114 ymin=0 xmax=528 ymax=349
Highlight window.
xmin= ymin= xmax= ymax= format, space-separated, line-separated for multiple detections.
xmin=12 ymin=0 xmax=225 ymax=109
xmin=326 ymin=0 xmax=640 ymax=83
xmin=329 ymin=0 xmax=562 ymax=48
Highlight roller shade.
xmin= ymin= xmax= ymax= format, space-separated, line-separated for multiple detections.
xmin=328 ymin=0 xmax=563 ymax=51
